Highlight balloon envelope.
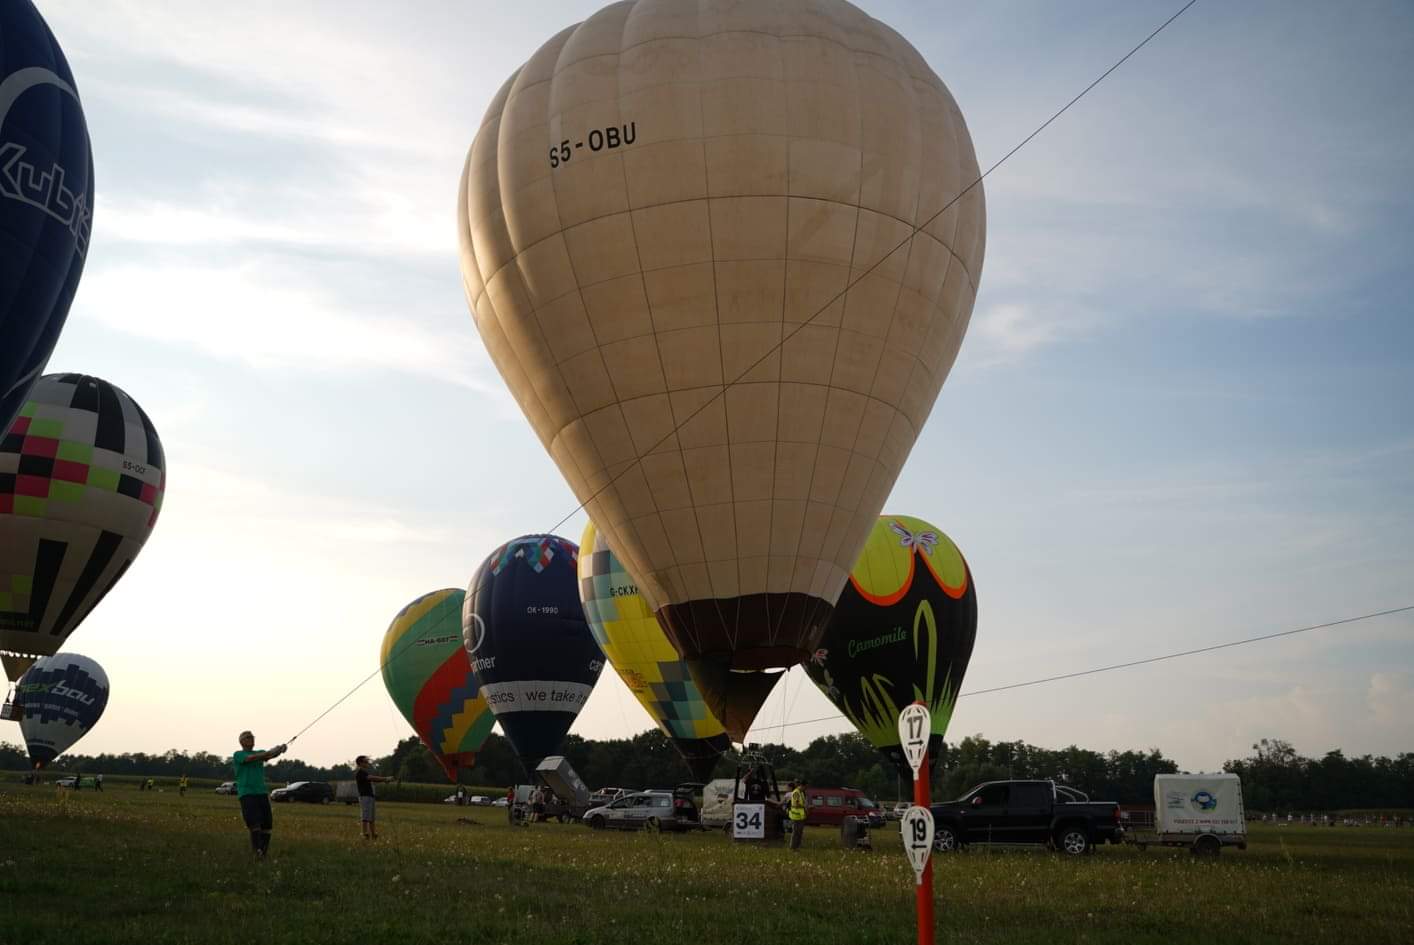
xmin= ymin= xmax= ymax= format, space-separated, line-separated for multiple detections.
xmin=578 ymin=521 xmax=730 ymax=781
xmin=17 ymin=651 xmax=108 ymax=767
xmin=0 ymin=374 xmax=165 ymax=681
xmin=380 ymin=588 xmax=494 ymax=781
xmin=1 ymin=1 xmax=95 ymax=430
xmin=457 ymin=0 xmax=985 ymax=741
xmin=803 ymin=515 xmax=976 ymax=778
xmin=463 ymin=535 xmax=603 ymax=775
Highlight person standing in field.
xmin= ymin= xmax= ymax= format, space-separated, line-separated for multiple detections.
xmin=232 ymin=731 xmax=288 ymax=858
xmin=354 ymin=755 xmax=393 ymax=840
xmin=787 ymin=780 xmax=808 ymax=851
xmin=95 ymin=773 xmax=103 ymax=792
xmin=179 ymin=774 xmax=188 ymax=797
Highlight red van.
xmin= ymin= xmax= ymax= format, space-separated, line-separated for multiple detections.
xmin=802 ymin=787 xmax=883 ymax=827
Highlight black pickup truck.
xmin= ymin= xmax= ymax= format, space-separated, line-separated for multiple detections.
xmin=929 ymin=780 xmax=1123 ymax=855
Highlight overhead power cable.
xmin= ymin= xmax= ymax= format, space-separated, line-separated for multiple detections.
xmin=743 ymin=604 xmax=1414 ymax=738
xmin=544 ymin=0 xmax=1201 ymax=537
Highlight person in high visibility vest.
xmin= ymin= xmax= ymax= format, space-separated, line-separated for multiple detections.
xmin=788 ymin=780 xmax=808 ymax=851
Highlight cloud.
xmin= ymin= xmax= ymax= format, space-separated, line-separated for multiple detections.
xmin=165 ymin=462 xmax=473 ymax=551
xmin=966 ymin=301 xmax=1087 ymax=365
xmin=50 ymin=3 xmax=476 ymax=264
xmin=78 ymin=261 xmax=511 ymax=405
xmin=96 ymin=79 xmax=440 ymax=156
xmin=1367 ymin=672 xmax=1414 ymax=728
xmin=97 ymin=192 xmax=454 ymax=260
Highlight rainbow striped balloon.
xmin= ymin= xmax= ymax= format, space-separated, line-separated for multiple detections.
xmin=380 ymin=589 xmax=493 ymax=780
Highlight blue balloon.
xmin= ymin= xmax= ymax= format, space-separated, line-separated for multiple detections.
xmin=0 ymin=1 xmax=94 ymax=430
xmin=463 ymin=534 xmax=604 ymax=775
xmin=17 ymin=651 xmax=108 ymax=768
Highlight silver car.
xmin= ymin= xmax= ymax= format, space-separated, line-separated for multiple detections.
xmin=582 ymin=790 xmax=698 ymax=832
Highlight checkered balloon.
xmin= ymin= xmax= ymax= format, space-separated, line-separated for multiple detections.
xmin=0 ymin=374 xmax=164 ymax=680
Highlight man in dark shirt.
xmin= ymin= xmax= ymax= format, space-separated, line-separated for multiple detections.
xmin=744 ymin=767 xmax=767 ymax=802
xmin=354 ymin=755 xmax=393 ymax=840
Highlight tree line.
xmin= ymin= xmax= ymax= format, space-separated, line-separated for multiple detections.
xmin=3 ymin=732 xmax=1409 ymax=810
xmin=1223 ymin=738 xmax=1414 ymax=813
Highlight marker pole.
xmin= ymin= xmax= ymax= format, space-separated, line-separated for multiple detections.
xmin=914 ymin=747 xmax=934 ymax=945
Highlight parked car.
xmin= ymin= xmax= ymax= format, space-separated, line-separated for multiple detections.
xmin=583 ymin=788 xmax=700 ymax=832
xmin=270 ymin=781 xmax=335 ymax=804
xmin=854 ymin=795 xmax=886 ymax=828
xmin=54 ymin=776 xmax=97 ymax=789
xmin=929 ymin=780 xmax=1123 ymax=855
xmin=492 ymin=797 xmax=510 ymax=807
xmin=214 ymin=781 xmax=238 ymax=795
xmin=588 ymin=786 xmax=628 ymax=807
xmin=336 ymin=780 xmax=361 ymax=805
xmin=799 ymin=786 xmax=881 ymax=828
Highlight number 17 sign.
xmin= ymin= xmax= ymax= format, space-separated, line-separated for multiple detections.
xmin=898 ymin=703 xmax=931 ymax=779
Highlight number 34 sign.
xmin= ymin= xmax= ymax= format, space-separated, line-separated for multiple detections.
xmin=733 ymin=803 xmax=765 ymax=840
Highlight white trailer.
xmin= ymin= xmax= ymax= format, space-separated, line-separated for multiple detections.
xmin=1131 ymin=773 xmax=1247 ymax=856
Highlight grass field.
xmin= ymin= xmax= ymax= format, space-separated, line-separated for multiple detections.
xmin=1 ymin=786 xmax=1411 ymax=945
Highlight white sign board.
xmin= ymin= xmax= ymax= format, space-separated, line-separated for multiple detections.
xmin=733 ymin=803 xmax=765 ymax=840
xmin=898 ymin=704 xmax=931 ymax=780
xmin=901 ymin=806 xmax=935 ymax=885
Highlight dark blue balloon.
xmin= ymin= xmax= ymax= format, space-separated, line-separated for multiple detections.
xmin=0 ymin=0 xmax=94 ymax=430
xmin=17 ymin=652 xmax=108 ymax=767
xmin=463 ymin=534 xmax=604 ymax=775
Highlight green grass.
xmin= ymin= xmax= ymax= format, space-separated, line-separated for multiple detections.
xmin=1 ymin=786 xmax=1411 ymax=945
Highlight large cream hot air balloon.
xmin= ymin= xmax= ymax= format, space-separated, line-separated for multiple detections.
xmin=457 ymin=0 xmax=985 ymax=741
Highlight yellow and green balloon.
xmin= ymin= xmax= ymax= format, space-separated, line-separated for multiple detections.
xmin=804 ymin=515 xmax=977 ymax=778
xmin=578 ymin=522 xmax=730 ymax=781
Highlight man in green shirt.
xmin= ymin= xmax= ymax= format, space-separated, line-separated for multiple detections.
xmin=233 ymin=731 xmax=288 ymax=858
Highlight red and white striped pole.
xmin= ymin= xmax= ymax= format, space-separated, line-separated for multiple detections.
xmin=899 ymin=702 xmax=935 ymax=945
xmin=914 ymin=744 xmax=934 ymax=945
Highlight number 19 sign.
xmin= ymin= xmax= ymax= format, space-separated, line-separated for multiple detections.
xmin=901 ymin=806 xmax=936 ymax=885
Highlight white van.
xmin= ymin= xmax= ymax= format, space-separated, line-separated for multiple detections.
xmin=699 ymin=778 xmax=738 ymax=829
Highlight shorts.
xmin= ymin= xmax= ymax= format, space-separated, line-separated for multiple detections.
xmin=359 ymin=795 xmax=376 ymax=822
xmin=240 ymin=794 xmax=273 ymax=831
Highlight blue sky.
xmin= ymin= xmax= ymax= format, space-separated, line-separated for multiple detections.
xmin=16 ymin=0 xmax=1412 ymax=772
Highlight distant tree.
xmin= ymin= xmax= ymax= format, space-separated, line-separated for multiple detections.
xmin=7 ymin=731 xmax=1405 ymax=810
xmin=0 ymin=741 xmax=28 ymax=769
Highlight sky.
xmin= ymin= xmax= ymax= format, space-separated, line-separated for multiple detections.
xmin=12 ymin=0 xmax=1412 ymax=773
